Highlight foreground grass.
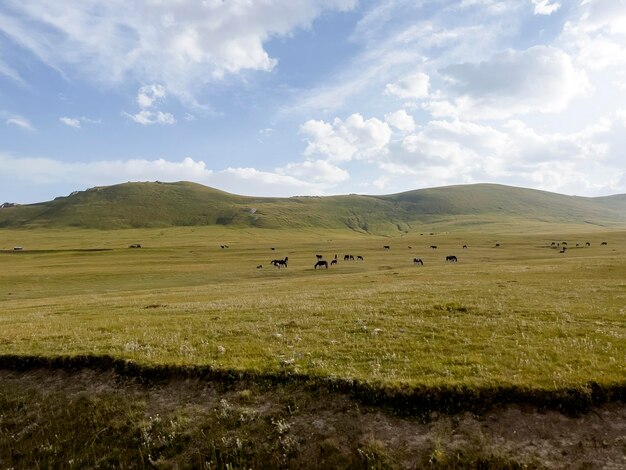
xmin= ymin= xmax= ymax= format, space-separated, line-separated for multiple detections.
xmin=0 ymin=225 xmax=624 ymax=391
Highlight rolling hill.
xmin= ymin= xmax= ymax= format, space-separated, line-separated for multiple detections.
xmin=0 ymin=181 xmax=624 ymax=232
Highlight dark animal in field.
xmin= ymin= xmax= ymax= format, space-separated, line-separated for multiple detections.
xmin=357 ymin=255 xmax=364 ymax=261
xmin=316 ymin=254 xmax=323 ymax=260
xmin=331 ymin=259 xmax=337 ymax=266
xmin=384 ymin=245 xmax=390 ymax=250
xmin=271 ymin=257 xmax=288 ymax=268
xmin=334 ymin=254 xmax=338 ymax=260
xmin=559 ymin=249 xmax=566 ymax=253
xmin=586 ymin=242 xmax=591 ymax=246
xmin=129 ymin=244 xmax=141 ymax=248
xmin=408 ymin=246 xmax=412 ymax=249
xmin=562 ymin=242 xmax=567 ymax=246
xmin=413 ymin=258 xmax=423 ymax=265
xmin=463 ymin=245 xmax=467 ymax=249
xmin=349 ymin=255 xmax=354 ymax=260
xmin=551 ymin=242 xmax=556 ymax=246
xmin=220 ymin=245 xmax=225 ymax=249
xmin=430 ymin=245 xmax=437 ymax=249
xmin=576 ymin=243 xmax=579 ymax=247
xmin=601 ymin=242 xmax=607 ymax=245
xmin=13 ymin=246 xmax=23 ymax=251
xmin=256 ymin=265 xmax=262 ymax=269
xmin=271 ymin=247 xmax=275 ymax=250
xmin=344 ymin=255 xmax=350 ymax=261
xmin=446 ymin=255 xmax=458 ymax=262
xmin=315 ymin=260 xmax=328 ymax=269
xmin=495 ymin=243 xmax=500 ymax=247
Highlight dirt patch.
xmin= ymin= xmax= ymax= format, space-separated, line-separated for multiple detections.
xmin=1 ymin=369 xmax=624 ymax=469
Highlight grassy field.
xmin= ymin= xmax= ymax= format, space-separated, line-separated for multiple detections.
xmin=1 ymin=224 xmax=624 ymax=391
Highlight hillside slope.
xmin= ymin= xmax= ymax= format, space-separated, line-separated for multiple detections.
xmin=0 ymin=181 xmax=624 ymax=231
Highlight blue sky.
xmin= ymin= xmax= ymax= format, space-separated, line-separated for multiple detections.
xmin=1 ymin=0 xmax=625 ymax=203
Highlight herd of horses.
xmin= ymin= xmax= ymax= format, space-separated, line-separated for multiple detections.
xmin=251 ymin=240 xmax=610 ymax=270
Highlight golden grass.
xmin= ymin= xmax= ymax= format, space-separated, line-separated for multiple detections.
xmin=1 ymin=225 xmax=624 ymax=390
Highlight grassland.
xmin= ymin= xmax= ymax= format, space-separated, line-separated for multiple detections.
xmin=1 ymin=222 xmax=625 ymax=468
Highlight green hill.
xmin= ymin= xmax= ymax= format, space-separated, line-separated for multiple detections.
xmin=0 ymin=181 xmax=624 ymax=231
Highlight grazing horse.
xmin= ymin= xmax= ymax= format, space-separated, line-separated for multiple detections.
xmin=601 ymin=242 xmax=607 ymax=245
xmin=551 ymin=242 xmax=556 ymax=246
xmin=349 ymin=255 xmax=354 ymax=261
xmin=357 ymin=255 xmax=364 ymax=261
xmin=271 ymin=247 xmax=275 ymax=250
xmin=430 ymin=245 xmax=437 ymax=249
xmin=272 ymin=257 xmax=288 ymax=268
xmin=344 ymin=254 xmax=350 ymax=261
xmin=495 ymin=243 xmax=500 ymax=247
xmin=384 ymin=245 xmax=390 ymax=250
xmin=129 ymin=244 xmax=141 ymax=248
xmin=463 ymin=245 xmax=467 ymax=249
xmin=256 ymin=265 xmax=262 ymax=269
xmin=562 ymin=242 xmax=567 ymax=246
xmin=330 ymin=259 xmax=337 ymax=266
xmin=586 ymin=242 xmax=591 ymax=246
xmin=334 ymin=254 xmax=338 ymax=260
xmin=408 ymin=246 xmax=412 ymax=249
xmin=316 ymin=254 xmax=323 ymax=260
xmin=413 ymin=258 xmax=423 ymax=265
xmin=445 ymin=255 xmax=458 ymax=262
xmin=314 ymin=260 xmax=328 ymax=269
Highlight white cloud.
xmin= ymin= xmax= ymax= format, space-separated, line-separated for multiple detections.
xmin=531 ymin=0 xmax=561 ymax=16
xmin=301 ymin=113 xmax=391 ymax=162
xmin=124 ymin=110 xmax=176 ymax=126
xmin=385 ymin=72 xmax=430 ymax=99
xmin=0 ymin=154 xmax=325 ymax=202
xmin=0 ymin=0 xmax=357 ymax=102
xmin=384 ymin=109 xmax=416 ymax=132
xmin=277 ymin=159 xmax=349 ymax=184
xmin=6 ymin=115 xmax=34 ymax=131
xmin=440 ymin=46 xmax=589 ymax=118
xmin=137 ymin=84 xmax=166 ymax=109
xmin=59 ymin=117 xmax=80 ymax=128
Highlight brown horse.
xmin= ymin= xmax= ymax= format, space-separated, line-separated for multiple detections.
xmin=413 ymin=258 xmax=423 ymax=265
xmin=315 ymin=260 xmax=328 ymax=269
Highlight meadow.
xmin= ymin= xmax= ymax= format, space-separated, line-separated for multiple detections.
xmin=1 ymin=224 xmax=624 ymax=391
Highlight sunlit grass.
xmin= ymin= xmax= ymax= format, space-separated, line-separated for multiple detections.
xmin=1 ymin=225 xmax=624 ymax=390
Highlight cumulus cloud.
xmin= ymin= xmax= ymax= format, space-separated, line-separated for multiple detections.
xmin=440 ymin=46 xmax=589 ymax=118
xmin=385 ymin=72 xmax=430 ymax=99
xmin=384 ymin=109 xmax=416 ymax=132
xmin=0 ymin=154 xmax=325 ymax=203
xmin=0 ymin=0 xmax=357 ymax=101
xmin=137 ymin=84 xmax=166 ymax=109
xmin=301 ymin=113 xmax=391 ymax=162
xmin=277 ymin=159 xmax=349 ymax=184
xmin=531 ymin=0 xmax=560 ymax=15
xmin=6 ymin=115 xmax=34 ymax=131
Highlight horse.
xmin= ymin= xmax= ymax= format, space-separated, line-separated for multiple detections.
xmin=601 ymin=242 xmax=607 ymax=245
xmin=413 ymin=258 xmax=423 ymax=265
xmin=272 ymin=257 xmax=288 ymax=268
xmin=462 ymin=245 xmax=467 ymax=249
xmin=344 ymin=255 xmax=350 ymax=261
xmin=586 ymin=242 xmax=591 ymax=246
xmin=349 ymin=255 xmax=354 ymax=261
xmin=315 ymin=254 xmax=323 ymax=260
xmin=330 ymin=259 xmax=337 ymax=266
xmin=495 ymin=243 xmax=500 ymax=247
xmin=315 ymin=260 xmax=328 ymax=269
xmin=271 ymin=247 xmax=275 ymax=250
xmin=357 ymin=256 xmax=364 ymax=261
xmin=256 ymin=265 xmax=262 ymax=269
xmin=384 ymin=245 xmax=390 ymax=250
xmin=562 ymin=242 xmax=567 ymax=246
xmin=408 ymin=246 xmax=412 ymax=249
xmin=445 ymin=255 xmax=457 ymax=262
xmin=430 ymin=245 xmax=437 ymax=249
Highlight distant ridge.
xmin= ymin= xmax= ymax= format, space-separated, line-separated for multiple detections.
xmin=0 ymin=181 xmax=624 ymax=232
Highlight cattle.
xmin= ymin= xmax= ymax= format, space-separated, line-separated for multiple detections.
xmin=430 ymin=245 xmax=437 ymax=249
xmin=384 ymin=245 xmax=390 ymax=250
xmin=13 ymin=247 xmax=23 ymax=251
xmin=271 ymin=247 xmax=275 ymax=250
xmin=551 ymin=242 xmax=556 ymax=246
xmin=601 ymin=242 xmax=608 ymax=245
xmin=330 ymin=259 xmax=337 ymax=266
xmin=559 ymin=249 xmax=566 ymax=253
xmin=562 ymin=242 xmax=567 ymax=246
xmin=408 ymin=246 xmax=412 ymax=249
xmin=344 ymin=254 xmax=350 ymax=261
xmin=316 ymin=254 xmax=323 ymax=260
xmin=129 ymin=244 xmax=141 ymax=248
xmin=314 ymin=260 xmax=328 ymax=269
xmin=256 ymin=265 xmax=262 ymax=269
xmin=349 ymin=255 xmax=354 ymax=261
xmin=463 ymin=245 xmax=467 ymax=249
xmin=495 ymin=243 xmax=500 ymax=247
xmin=357 ymin=255 xmax=364 ymax=261
xmin=586 ymin=242 xmax=591 ymax=246
xmin=445 ymin=255 xmax=458 ymax=262
xmin=413 ymin=258 xmax=423 ymax=265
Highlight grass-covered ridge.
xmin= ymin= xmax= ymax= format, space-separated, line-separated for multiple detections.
xmin=1 ymin=181 xmax=624 ymax=231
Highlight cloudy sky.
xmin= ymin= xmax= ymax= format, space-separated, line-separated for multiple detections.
xmin=1 ymin=0 xmax=625 ymax=203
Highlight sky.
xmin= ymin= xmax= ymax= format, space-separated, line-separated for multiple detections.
xmin=1 ymin=0 xmax=625 ymax=203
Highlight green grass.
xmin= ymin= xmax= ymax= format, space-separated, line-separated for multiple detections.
xmin=1 ymin=225 xmax=624 ymax=392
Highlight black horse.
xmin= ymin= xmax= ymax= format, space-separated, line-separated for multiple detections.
xmin=357 ymin=255 xmax=364 ymax=261
xmin=384 ymin=245 xmax=390 ymax=250
xmin=430 ymin=245 xmax=437 ymax=249
xmin=316 ymin=254 xmax=323 ymax=260
xmin=344 ymin=254 xmax=350 ymax=261
xmin=446 ymin=255 xmax=457 ymax=262
xmin=413 ymin=258 xmax=423 ymax=265
xmin=330 ymin=259 xmax=337 ymax=266
xmin=271 ymin=256 xmax=288 ymax=268
xmin=315 ymin=260 xmax=328 ymax=269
